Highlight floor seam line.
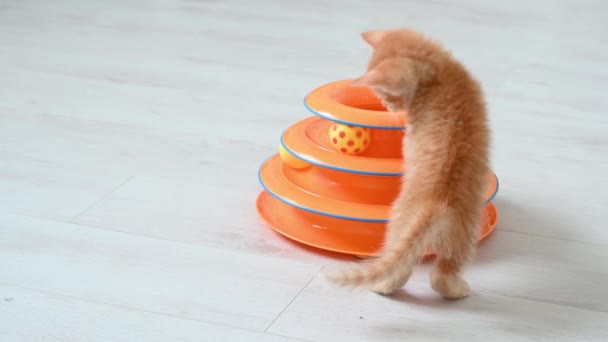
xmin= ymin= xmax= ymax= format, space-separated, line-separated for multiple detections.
xmin=495 ymin=227 xmax=608 ymax=247
xmin=474 ymin=289 xmax=608 ymax=314
xmin=68 ymin=174 xmax=135 ymax=223
xmin=264 ymin=266 xmax=325 ymax=333
xmin=2 ymin=212 xmax=322 ymax=270
xmin=0 ymin=281 xmax=309 ymax=339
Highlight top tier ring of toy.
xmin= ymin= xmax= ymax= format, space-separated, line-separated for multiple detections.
xmin=304 ymin=79 xmax=407 ymax=129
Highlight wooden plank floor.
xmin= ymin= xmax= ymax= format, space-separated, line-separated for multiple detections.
xmin=1 ymin=0 xmax=607 ymax=341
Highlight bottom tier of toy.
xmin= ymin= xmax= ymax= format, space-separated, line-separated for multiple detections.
xmin=256 ymin=190 xmax=498 ymax=257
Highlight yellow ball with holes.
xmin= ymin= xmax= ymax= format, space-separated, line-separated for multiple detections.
xmin=329 ymin=123 xmax=371 ymax=155
xmin=279 ymin=144 xmax=311 ymax=169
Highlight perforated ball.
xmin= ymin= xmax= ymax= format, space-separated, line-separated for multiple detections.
xmin=329 ymin=123 xmax=371 ymax=155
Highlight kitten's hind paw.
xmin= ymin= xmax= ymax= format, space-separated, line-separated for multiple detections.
xmin=431 ymin=268 xmax=470 ymax=300
xmin=368 ymin=269 xmax=412 ymax=296
xmin=369 ymin=281 xmax=399 ymax=295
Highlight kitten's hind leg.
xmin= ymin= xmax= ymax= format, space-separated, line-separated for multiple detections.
xmin=431 ymin=259 xmax=470 ymax=299
xmin=430 ymin=212 xmax=479 ymax=300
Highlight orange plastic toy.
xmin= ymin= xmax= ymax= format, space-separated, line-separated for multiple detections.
xmin=257 ymin=79 xmax=499 ymax=257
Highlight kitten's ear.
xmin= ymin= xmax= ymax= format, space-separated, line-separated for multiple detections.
xmin=360 ymin=31 xmax=386 ymax=47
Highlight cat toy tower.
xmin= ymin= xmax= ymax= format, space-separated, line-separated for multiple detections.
xmin=256 ymin=79 xmax=499 ymax=257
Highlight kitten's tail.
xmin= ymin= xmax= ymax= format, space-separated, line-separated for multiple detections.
xmin=325 ymin=203 xmax=442 ymax=288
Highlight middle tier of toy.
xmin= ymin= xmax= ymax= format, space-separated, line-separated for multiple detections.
xmin=263 ymin=116 xmax=499 ymax=223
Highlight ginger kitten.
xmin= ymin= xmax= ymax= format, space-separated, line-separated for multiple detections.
xmin=326 ymin=29 xmax=490 ymax=299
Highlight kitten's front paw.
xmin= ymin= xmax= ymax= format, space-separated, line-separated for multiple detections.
xmin=431 ymin=268 xmax=470 ymax=300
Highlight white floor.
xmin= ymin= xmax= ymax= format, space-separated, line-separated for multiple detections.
xmin=1 ymin=0 xmax=607 ymax=341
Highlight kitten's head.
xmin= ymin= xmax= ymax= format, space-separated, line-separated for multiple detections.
xmin=352 ymin=29 xmax=444 ymax=112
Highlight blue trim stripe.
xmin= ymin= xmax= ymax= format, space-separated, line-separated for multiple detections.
xmin=487 ymin=172 xmax=500 ymax=204
xmin=303 ymin=97 xmax=406 ymax=131
xmin=257 ymin=155 xmax=500 ymax=223
xmin=257 ymin=156 xmax=388 ymax=223
xmin=279 ymin=135 xmax=402 ymax=177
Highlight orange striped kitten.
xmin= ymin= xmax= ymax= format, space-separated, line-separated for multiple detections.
xmin=326 ymin=29 xmax=490 ymax=299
